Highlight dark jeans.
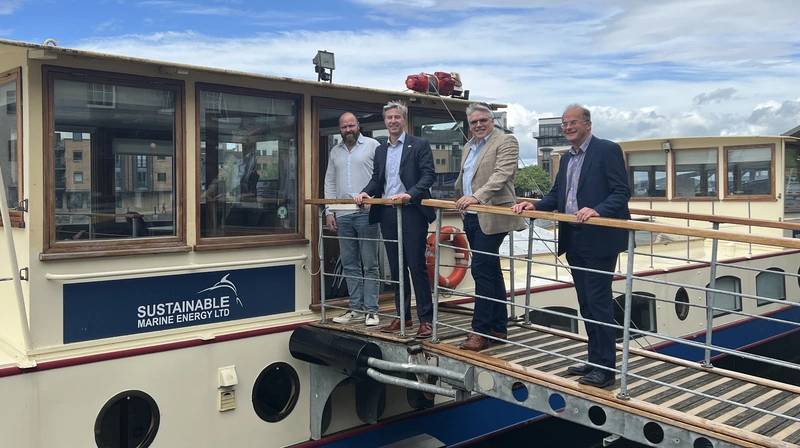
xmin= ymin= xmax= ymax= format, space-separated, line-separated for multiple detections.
xmin=463 ymin=214 xmax=508 ymax=334
xmin=379 ymin=206 xmax=433 ymax=323
xmin=565 ymin=228 xmax=618 ymax=370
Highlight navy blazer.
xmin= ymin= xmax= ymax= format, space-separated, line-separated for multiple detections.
xmin=362 ymin=133 xmax=436 ymax=224
xmin=536 ymin=136 xmax=631 ymax=257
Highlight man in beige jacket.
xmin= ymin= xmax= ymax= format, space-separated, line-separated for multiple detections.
xmin=454 ymin=103 xmax=526 ymax=351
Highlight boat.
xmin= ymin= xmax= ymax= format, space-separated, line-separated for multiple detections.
xmin=0 ymin=37 xmax=798 ymax=447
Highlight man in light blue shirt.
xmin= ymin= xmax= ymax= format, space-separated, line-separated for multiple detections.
xmin=324 ymin=112 xmax=381 ymax=326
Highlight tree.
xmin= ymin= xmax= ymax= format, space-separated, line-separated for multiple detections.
xmin=515 ymin=165 xmax=552 ymax=198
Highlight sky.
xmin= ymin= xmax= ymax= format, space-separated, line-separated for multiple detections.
xmin=2 ymin=0 xmax=799 ymax=161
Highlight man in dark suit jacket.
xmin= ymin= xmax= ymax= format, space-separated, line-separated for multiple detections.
xmin=513 ymin=104 xmax=630 ymax=388
xmin=355 ymin=100 xmax=435 ymax=339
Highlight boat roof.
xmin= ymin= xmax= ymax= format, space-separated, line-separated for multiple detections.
xmin=0 ymin=38 xmax=505 ymax=109
xmin=620 ymin=135 xmax=800 ymax=145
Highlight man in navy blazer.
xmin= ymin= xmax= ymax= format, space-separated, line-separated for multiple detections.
xmin=356 ymin=100 xmax=435 ymax=338
xmin=514 ymin=104 xmax=630 ymax=388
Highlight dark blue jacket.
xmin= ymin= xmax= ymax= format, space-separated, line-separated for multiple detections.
xmin=536 ymin=136 xmax=631 ymax=257
xmin=362 ymin=134 xmax=436 ymax=224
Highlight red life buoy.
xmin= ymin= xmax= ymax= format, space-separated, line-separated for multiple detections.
xmin=425 ymin=226 xmax=470 ymax=288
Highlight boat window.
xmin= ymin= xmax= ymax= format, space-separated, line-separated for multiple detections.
xmin=613 ymin=292 xmax=657 ymax=340
xmin=627 ymin=151 xmax=666 ymax=198
xmin=198 ymin=86 xmax=300 ymax=240
xmin=675 ymin=287 xmax=690 ymax=321
xmin=529 ymin=306 xmax=578 ymax=333
xmin=94 ymin=390 xmax=160 ymax=448
xmin=725 ymin=145 xmax=773 ymax=198
xmin=252 ymin=362 xmax=300 ymax=423
xmin=706 ymin=275 xmax=742 ymax=317
xmin=756 ymin=267 xmax=786 ymax=306
xmin=673 ymin=148 xmax=717 ymax=199
xmin=45 ymin=67 xmax=183 ymax=251
xmin=785 ymin=143 xmax=800 ymax=214
xmin=410 ymin=110 xmax=467 ymax=200
xmin=0 ymin=68 xmax=22 ymax=227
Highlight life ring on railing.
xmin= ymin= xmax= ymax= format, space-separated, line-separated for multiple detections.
xmin=425 ymin=226 xmax=470 ymax=288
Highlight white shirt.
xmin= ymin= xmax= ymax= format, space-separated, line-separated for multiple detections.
xmin=463 ymin=130 xmax=492 ymax=199
xmin=324 ymin=134 xmax=379 ymax=216
xmin=384 ymin=132 xmax=407 ymax=197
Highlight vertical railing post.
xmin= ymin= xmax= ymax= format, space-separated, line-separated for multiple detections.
xmin=649 ymin=230 xmax=654 ymax=269
xmin=686 ymin=202 xmax=691 ymax=263
xmin=747 ymin=201 xmax=753 ymax=255
xmin=703 ymin=221 xmax=720 ymax=368
xmin=617 ymin=230 xmax=636 ymax=400
xmin=432 ymin=209 xmax=443 ymax=343
xmin=524 ymin=218 xmax=535 ymax=325
xmin=318 ymin=206 xmax=327 ymax=323
xmin=554 ymin=223 xmax=559 ymax=281
xmin=508 ymin=230 xmax=516 ymax=321
xmin=396 ymin=205 xmax=406 ymax=337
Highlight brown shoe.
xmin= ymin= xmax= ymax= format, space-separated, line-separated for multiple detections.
xmin=459 ymin=334 xmax=489 ymax=351
xmin=490 ymin=330 xmax=508 ymax=344
xmin=415 ymin=322 xmax=432 ymax=339
xmin=380 ymin=318 xmax=413 ymax=333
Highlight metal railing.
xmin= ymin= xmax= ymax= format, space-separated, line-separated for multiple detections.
xmin=306 ymin=198 xmax=413 ymax=336
xmin=421 ymin=198 xmax=800 ymax=423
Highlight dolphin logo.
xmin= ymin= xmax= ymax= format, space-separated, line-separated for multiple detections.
xmin=197 ymin=274 xmax=244 ymax=308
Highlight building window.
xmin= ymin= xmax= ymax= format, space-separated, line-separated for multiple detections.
xmin=198 ymin=86 xmax=300 ymax=239
xmin=627 ymin=151 xmax=666 ymax=198
xmin=412 ymin=111 xmax=466 ymax=200
xmin=1 ymin=69 xmax=21 ymax=212
xmin=674 ymin=148 xmax=717 ymax=198
xmin=706 ymin=276 xmax=742 ymax=317
xmin=46 ymin=68 xmax=181 ymax=249
xmin=157 ymin=172 xmax=167 ymax=182
xmin=756 ymin=268 xmax=786 ymax=306
xmin=725 ymin=146 xmax=773 ymax=197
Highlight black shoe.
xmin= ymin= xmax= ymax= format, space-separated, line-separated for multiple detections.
xmin=578 ymin=370 xmax=615 ymax=388
xmin=566 ymin=363 xmax=593 ymax=376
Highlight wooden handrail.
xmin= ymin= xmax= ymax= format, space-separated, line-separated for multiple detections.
xmin=422 ymin=199 xmax=800 ymax=250
xmin=305 ymin=198 xmax=408 ymax=206
xmin=518 ymin=197 xmax=800 ymax=231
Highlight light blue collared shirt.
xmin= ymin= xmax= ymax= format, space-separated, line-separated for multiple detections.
xmin=384 ymin=132 xmax=407 ymax=197
xmin=462 ymin=130 xmax=492 ymax=199
xmin=565 ymin=134 xmax=592 ymax=215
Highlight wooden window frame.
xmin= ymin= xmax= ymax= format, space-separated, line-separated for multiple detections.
xmin=0 ymin=67 xmax=24 ymax=228
xmin=625 ymin=150 xmax=668 ymax=201
xmin=671 ymin=147 xmax=719 ymax=202
xmin=41 ymin=65 xmax=187 ymax=260
xmin=194 ymin=83 xmax=305 ymax=251
xmin=723 ymin=144 xmax=776 ymax=201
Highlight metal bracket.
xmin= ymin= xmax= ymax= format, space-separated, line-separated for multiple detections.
xmin=15 ymin=199 xmax=28 ymax=213
xmin=309 ymin=363 xmax=349 ymax=440
xmin=19 ymin=267 xmax=29 ymax=281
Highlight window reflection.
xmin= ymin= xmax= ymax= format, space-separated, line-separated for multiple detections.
xmin=52 ymin=78 xmax=177 ymax=241
xmin=674 ymin=149 xmax=717 ymax=198
xmin=199 ymin=89 xmax=299 ymax=238
xmin=627 ymin=151 xmax=666 ymax=198
xmin=726 ymin=147 xmax=772 ymax=196
xmin=412 ymin=113 xmax=466 ymax=200
xmin=1 ymin=76 xmax=18 ymax=208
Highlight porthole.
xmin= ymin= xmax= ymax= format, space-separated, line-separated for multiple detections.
xmin=588 ymin=405 xmax=607 ymax=426
xmin=675 ymin=287 xmax=690 ymax=321
xmin=643 ymin=421 xmax=665 ymax=444
xmin=253 ymin=362 xmax=300 ymax=422
xmin=94 ymin=390 xmax=160 ymax=448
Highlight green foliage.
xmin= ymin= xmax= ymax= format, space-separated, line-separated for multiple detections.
xmin=515 ymin=164 xmax=551 ymax=197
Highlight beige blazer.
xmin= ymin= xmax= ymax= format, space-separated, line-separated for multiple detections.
xmin=455 ymin=131 xmax=527 ymax=235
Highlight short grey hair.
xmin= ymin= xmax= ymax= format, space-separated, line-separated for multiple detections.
xmin=466 ymin=102 xmax=494 ymax=118
xmin=563 ymin=103 xmax=591 ymax=122
xmin=382 ymin=100 xmax=407 ymax=119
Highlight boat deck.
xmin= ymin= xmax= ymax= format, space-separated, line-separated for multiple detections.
xmin=314 ymin=308 xmax=800 ymax=448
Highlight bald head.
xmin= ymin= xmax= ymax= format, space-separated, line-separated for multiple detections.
xmin=339 ymin=112 xmax=361 ymax=148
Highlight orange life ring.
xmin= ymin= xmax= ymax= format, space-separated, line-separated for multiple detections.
xmin=425 ymin=226 xmax=470 ymax=288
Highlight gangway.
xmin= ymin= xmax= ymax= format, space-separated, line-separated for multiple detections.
xmin=297 ymin=198 xmax=800 ymax=448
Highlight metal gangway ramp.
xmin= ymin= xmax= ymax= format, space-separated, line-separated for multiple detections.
xmin=299 ymin=198 xmax=800 ymax=448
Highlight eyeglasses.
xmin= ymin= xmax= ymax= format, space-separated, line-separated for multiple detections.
xmin=560 ymin=119 xmax=589 ymax=128
xmin=469 ymin=117 xmax=492 ymax=126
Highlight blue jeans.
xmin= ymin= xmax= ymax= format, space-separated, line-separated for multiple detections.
xmin=337 ymin=212 xmax=380 ymax=313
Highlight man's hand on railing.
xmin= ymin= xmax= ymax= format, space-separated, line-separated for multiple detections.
xmin=389 ymin=193 xmax=411 ymax=201
xmin=354 ymin=192 xmax=371 ymax=206
xmin=455 ymin=195 xmax=479 ymax=211
xmin=325 ymin=214 xmax=337 ymax=232
xmin=512 ymin=201 xmax=535 ymax=213
xmin=575 ymin=207 xmax=599 ymax=223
